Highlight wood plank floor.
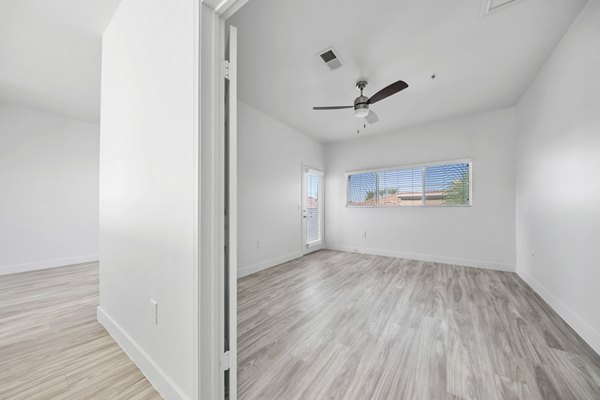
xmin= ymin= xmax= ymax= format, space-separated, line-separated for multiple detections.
xmin=238 ymin=250 xmax=600 ymax=400
xmin=0 ymin=263 xmax=161 ymax=400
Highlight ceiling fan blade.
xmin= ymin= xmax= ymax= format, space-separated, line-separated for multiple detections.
xmin=313 ymin=106 xmax=353 ymax=110
xmin=365 ymin=110 xmax=379 ymax=124
xmin=368 ymin=80 xmax=409 ymax=105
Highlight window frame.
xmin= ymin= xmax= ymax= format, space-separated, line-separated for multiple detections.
xmin=345 ymin=159 xmax=473 ymax=208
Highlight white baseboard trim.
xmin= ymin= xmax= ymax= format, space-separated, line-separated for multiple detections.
xmin=325 ymin=244 xmax=515 ymax=272
xmin=238 ymin=251 xmax=303 ymax=278
xmin=0 ymin=254 xmax=99 ymax=276
xmin=97 ymin=307 xmax=190 ymax=400
xmin=517 ymin=271 xmax=600 ymax=355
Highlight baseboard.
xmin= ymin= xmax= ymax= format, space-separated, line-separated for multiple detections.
xmin=97 ymin=307 xmax=190 ymax=400
xmin=0 ymin=254 xmax=99 ymax=276
xmin=325 ymin=244 xmax=515 ymax=272
xmin=517 ymin=271 xmax=600 ymax=355
xmin=238 ymin=251 xmax=303 ymax=278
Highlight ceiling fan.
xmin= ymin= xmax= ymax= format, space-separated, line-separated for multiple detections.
xmin=313 ymin=79 xmax=409 ymax=125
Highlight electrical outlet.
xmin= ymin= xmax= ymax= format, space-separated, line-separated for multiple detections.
xmin=362 ymin=231 xmax=367 ymax=238
xmin=150 ymin=300 xmax=158 ymax=325
xmin=257 ymin=240 xmax=261 ymax=249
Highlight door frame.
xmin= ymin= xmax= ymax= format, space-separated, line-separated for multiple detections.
xmin=301 ymin=164 xmax=325 ymax=255
xmin=198 ymin=4 xmax=225 ymax=400
xmin=223 ymin=23 xmax=238 ymax=400
xmin=199 ymin=1 xmax=246 ymax=399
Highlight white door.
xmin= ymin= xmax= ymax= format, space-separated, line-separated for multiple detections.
xmin=302 ymin=166 xmax=324 ymax=254
xmin=224 ymin=24 xmax=237 ymax=400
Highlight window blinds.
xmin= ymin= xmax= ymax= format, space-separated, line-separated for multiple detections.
xmin=306 ymin=174 xmax=321 ymax=243
xmin=424 ymin=163 xmax=470 ymax=206
xmin=347 ymin=161 xmax=470 ymax=207
xmin=377 ymin=168 xmax=423 ymax=206
xmin=347 ymin=172 xmax=377 ymax=206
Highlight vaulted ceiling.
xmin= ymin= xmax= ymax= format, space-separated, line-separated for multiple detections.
xmin=0 ymin=0 xmax=587 ymax=132
xmin=0 ymin=0 xmax=121 ymax=123
xmin=230 ymin=0 xmax=588 ymax=142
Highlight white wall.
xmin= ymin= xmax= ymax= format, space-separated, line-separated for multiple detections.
xmin=237 ymin=101 xmax=324 ymax=277
xmin=0 ymin=102 xmax=99 ymax=274
xmin=325 ymin=108 xmax=517 ymax=271
xmin=515 ymin=0 xmax=600 ymax=354
xmin=98 ymin=1 xmax=197 ymax=399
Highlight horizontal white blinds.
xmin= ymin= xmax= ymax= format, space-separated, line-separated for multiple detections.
xmin=425 ymin=163 xmax=470 ymax=206
xmin=347 ymin=161 xmax=470 ymax=207
xmin=306 ymin=173 xmax=321 ymax=243
xmin=347 ymin=172 xmax=377 ymax=206
xmin=377 ymin=168 xmax=422 ymax=206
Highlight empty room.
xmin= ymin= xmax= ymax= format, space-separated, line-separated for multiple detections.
xmin=1 ymin=0 xmax=600 ymax=399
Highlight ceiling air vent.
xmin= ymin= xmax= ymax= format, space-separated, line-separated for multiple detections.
xmin=318 ymin=48 xmax=343 ymax=71
xmin=482 ymin=0 xmax=525 ymax=16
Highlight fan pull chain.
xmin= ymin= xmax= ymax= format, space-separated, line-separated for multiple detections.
xmin=356 ymin=118 xmax=368 ymax=135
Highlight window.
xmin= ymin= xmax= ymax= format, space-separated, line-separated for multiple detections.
xmin=378 ymin=168 xmax=422 ymax=206
xmin=347 ymin=172 xmax=377 ymax=206
xmin=424 ymin=163 xmax=470 ymax=206
xmin=346 ymin=161 xmax=471 ymax=207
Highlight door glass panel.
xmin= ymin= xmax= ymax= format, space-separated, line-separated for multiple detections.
xmin=306 ymin=174 xmax=321 ymax=243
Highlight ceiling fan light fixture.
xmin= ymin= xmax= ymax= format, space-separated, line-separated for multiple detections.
xmin=354 ymin=108 xmax=369 ymax=118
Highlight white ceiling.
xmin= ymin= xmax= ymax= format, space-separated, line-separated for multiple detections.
xmin=230 ymin=0 xmax=588 ymax=143
xmin=0 ymin=0 xmax=121 ymax=123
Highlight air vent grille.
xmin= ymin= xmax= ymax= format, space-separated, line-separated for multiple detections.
xmin=320 ymin=50 xmax=337 ymax=63
xmin=318 ymin=47 xmax=343 ymax=71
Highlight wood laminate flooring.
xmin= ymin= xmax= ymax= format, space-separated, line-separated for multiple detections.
xmin=0 ymin=263 xmax=161 ymax=400
xmin=238 ymin=250 xmax=600 ymax=400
